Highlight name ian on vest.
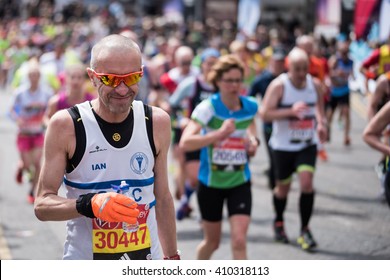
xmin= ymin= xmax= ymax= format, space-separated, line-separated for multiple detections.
xmin=92 ymin=163 xmax=107 ymax=170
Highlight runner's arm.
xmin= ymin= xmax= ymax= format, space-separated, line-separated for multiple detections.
xmin=152 ymin=106 xmax=178 ymax=258
xmin=169 ymin=76 xmax=196 ymax=108
xmin=368 ymin=75 xmax=387 ymax=120
xmin=363 ymin=101 xmax=390 ymax=156
xmin=180 ymin=118 xmax=235 ymax=152
xmin=246 ymin=119 xmax=260 ymax=157
xmin=43 ymin=94 xmax=59 ymax=127
xmin=34 ymin=110 xmax=80 ymax=221
xmin=313 ymin=77 xmax=327 ymax=143
xmin=259 ymin=78 xmax=292 ymax=121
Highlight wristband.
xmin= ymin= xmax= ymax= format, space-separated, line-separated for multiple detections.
xmin=76 ymin=193 xmax=97 ymax=218
xmin=318 ymin=120 xmax=327 ymax=127
xmin=250 ymin=136 xmax=260 ymax=146
xmin=163 ymin=250 xmax=181 ymax=260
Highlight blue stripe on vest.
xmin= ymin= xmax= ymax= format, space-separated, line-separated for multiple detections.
xmin=63 ymin=177 xmax=155 ymax=190
xmin=149 ymin=200 xmax=156 ymax=209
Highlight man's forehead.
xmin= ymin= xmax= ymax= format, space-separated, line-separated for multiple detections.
xmin=290 ymin=60 xmax=308 ymax=69
xmin=292 ymin=60 xmax=308 ymax=65
xmin=99 ymin=45 xmax=135 ymax=57
xmin=97 ymin=49 xmax=140 ymax=64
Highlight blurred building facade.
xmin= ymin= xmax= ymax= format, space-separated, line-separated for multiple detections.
xmin=0 ymin=0 xmax=365 ymax=40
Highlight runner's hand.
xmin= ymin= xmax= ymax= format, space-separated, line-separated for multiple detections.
xmin=246 ymin=136 xmax=260 ymax=157
xmin=91 ymin=192 xmax=139 ymax=224
xmin=292 ymin=101 xmax=308 ymax=119
xmin=218 ymin=119 xmax=236 ymax=140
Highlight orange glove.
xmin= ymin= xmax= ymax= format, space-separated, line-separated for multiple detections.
xmin=91 ymin=192 xmax=139 ymax=224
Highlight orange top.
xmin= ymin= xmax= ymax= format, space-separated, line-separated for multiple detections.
xmin=285 ymin=55 xmax=326 ymax=81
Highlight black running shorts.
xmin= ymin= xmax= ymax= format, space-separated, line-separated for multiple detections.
xmin=197 ymin=181 xmax=252 ymax=222
xmin=185 ymin=149 xmax=201 ymax=162
xmin=272 ymin=144 xmax=317 ymax=181
xmin=329 ymin=94 xmax=350 ymax=110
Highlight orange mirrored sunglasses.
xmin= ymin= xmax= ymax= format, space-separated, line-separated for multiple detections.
xmin=89 ymin=68 xmax=143 ymax=87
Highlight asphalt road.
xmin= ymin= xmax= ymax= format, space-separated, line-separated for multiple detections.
xmin=1 ymin=87 xmax=389 ymax=260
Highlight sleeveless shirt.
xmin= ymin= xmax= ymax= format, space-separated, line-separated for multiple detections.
xmin=269 ymin=73 xmax=318 ymax=152
xmin=62 ymin=100 xmax=161 ymax=260
xmin=192 ymin=93 xmax=258 ymax=188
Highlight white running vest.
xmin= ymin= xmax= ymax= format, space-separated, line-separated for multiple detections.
xmin=62 ymin=100 xmax=161 ymax=260
xmin=269 ymin=73 xmax=319 ymax=151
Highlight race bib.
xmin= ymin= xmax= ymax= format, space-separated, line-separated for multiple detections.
xmin=20 ymin=114 xmax=45 ymax=133
xmin=92 ymin=204 xmax=151 ymax=259
xmin=288 ymin=119 xmax=315 ymax=142
xmin=212 ymin=137 xmax=247 ymax=166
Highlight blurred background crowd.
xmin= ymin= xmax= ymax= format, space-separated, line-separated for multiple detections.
xmin=0 ymin=0 xmax=388 ymax=94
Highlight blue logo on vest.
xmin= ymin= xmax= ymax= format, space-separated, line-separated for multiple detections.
xmin=130 ymin=152 xmax=148 ymax=174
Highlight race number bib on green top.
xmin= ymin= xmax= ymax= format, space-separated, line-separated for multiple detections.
xmin=92 ymin=204 xmax=151 ymax=260
xmin=288 ymin=119 xmax=315 ymax=142
xmin=212 ymin=137 xmax=247 ymax=166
